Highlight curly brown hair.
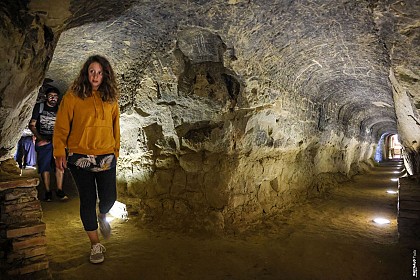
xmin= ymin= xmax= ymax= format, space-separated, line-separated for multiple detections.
xmin=70 ymin=55 xmax=119 ymax=102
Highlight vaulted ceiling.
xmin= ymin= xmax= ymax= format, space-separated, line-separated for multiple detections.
xmin=1 ymin=0 xmax=419 ymax=161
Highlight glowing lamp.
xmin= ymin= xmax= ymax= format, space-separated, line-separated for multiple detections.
xmin=109 ymin=201 xmax=128 ymax=220
xmin=386 ymin=190 xmax=398 ymax=194
xmin=391 ymin=178 xmax=399 ymax=182
xmin=373 ymin=218 xmax=390 ymax=224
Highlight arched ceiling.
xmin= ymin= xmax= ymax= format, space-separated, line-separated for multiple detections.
xmin=0 ymin=0 xmax=419 ymax=158
xmin=49 ymin=0 xmax=402 ymax=140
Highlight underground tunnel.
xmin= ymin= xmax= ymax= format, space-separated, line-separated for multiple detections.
xmin=0 ymin=0 xmax=419 ymax=279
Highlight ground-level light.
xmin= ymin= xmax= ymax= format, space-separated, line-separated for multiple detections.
xmin=108 ymin=201 xmax=128 ymax=221
xmin=373 ymin=218 xmax=390 ymax=224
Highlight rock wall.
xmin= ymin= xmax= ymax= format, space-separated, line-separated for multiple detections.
xmin=373 ymin=0 xmax=420 ymax=172
xmin=0 ymin=0 xmax=419 ymax=230
xmin=117 ymin=111 xmax=375 ymax=230
xmin=0 ymin=177 xmax=49 ymax=278
xmin=0 ymin=0 xmax=135 ymax=160
xmin=0 ymin=1 xmax=60 ymax=160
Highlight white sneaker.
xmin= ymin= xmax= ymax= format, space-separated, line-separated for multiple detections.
xmin=90 ymin=243 xmax=106 ymax=264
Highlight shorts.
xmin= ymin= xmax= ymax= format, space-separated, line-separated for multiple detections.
xmin=35 ymin=142 xmax=55 ymax=173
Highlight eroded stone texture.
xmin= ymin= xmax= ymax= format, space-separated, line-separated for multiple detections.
xmin=373 ymin=0 xmax=420 ymax=171
xmin=0 ymin=1 xmax=58 ymax=159
xmin=0 ymin=0 xmax=136 ymax=160
xmin=0 ymin=0 xmax=419 ymax=230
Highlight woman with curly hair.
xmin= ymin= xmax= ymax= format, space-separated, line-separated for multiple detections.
xmin=53 ymin=55 xmax=120 ymax=264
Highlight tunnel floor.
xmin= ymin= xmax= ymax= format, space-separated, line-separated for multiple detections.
xmin=30 ymin=160 xmax=414 ymax=280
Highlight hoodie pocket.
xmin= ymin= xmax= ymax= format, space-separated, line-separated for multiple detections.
xmin=79 ymin=126 xmax=115 ymax=150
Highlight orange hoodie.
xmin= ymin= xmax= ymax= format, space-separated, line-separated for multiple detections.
xmin=53 ymin=90 xmax=120 ymax=158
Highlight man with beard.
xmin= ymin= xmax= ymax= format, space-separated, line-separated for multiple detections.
xmin=29 ymin=87 xmax=68 ymax=201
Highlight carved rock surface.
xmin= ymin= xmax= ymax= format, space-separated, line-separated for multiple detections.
xmin=0 ymin=0 xmax=419 ymax=229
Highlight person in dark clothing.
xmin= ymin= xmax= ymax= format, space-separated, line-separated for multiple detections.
xmin=29 ymin=87 xmax=68 ymax=201
xmin=14 ymin=127 xmax=37 ymax=172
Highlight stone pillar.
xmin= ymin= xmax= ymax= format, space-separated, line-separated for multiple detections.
xmin=0 ymin=178 xmax=50 ymax=279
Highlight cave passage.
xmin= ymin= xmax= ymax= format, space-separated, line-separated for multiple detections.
xmin=35 ymin=159 xmax=413 ymax=280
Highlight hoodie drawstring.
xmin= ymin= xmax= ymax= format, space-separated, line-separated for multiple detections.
xmin=92 ymin=91 xmax=105 ymax=120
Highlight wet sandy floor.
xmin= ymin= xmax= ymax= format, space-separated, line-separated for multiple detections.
xmin=37 ymin=160 xmax=416 ymax=280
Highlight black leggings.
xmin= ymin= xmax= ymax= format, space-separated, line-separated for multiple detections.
xmin=69 ymin=165 xmax=117 ymax=231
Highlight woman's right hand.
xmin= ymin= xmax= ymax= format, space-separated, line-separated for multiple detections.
xmin=55 ymin=156 xmax=67 ymax=172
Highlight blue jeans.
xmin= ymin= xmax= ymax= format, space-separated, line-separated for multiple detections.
xmin=15 ymin=136 xmax=36 ymax=168
xmin=69 ymin=165 xmax=117 ymax=231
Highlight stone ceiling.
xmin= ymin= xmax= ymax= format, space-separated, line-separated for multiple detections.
xmin=0 ymin=0 xmax=419 ymax=225
xmin=49 ymin=0 xmax=417 ymax=145
xmin=0 ymin=0 xmax=418 ymax=159
xmin=1 ymin=1 xmax=418 ymax=148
